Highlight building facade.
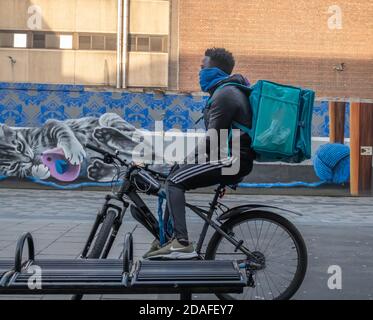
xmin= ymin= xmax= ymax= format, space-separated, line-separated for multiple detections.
xmin=0 ymin=0 xmax=372 ymax=99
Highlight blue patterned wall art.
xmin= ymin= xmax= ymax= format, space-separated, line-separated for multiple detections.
xmin=0 ymin=97 xmax=26 ymax=126
xmin=313 ymin=101 xmax=329 ymax=138
xmin=124 ymin=103 xmax=154 ymax=130
xmin=0 ymin=82 xmax=346 ymax=137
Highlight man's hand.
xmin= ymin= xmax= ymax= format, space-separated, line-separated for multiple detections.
xmin=133 ymin=161 xmax=146 ymax=168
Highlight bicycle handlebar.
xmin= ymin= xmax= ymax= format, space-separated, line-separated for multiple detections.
xmin=85 ymin=143 xmax=169 ymax=181
xmin=85 ymin=143 xmax=128 ymax=167
xmin=85 ymin=143 xmax=108 ymax=155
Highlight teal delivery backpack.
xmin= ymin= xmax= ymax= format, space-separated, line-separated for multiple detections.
xmin=216 ymin=80 xmax=315 ymax=163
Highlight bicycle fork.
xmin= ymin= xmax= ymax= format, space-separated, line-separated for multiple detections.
xmin=80 ymin=195 xmax=128 ymax=258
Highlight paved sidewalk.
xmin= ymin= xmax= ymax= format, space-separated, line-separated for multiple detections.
xmin=0 ymin=189 xmax=372 ymax=300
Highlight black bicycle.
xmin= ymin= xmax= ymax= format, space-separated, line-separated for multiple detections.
xmin=77 ymin=143 xmax=307 ymax=300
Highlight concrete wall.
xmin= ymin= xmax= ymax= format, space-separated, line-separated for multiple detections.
xmin=0 ymin=0 xmax=117 ymax=86
xmin=0 ymin=49 xmax=117 ymax=85
xmin=0 ymin=0 xmax=171 ymax=87
xmin=0 ymin=0 xmax=117 ymax=32
xmin=128 ymin=52 xmax=168 ymax=87
xmin=1 ymin=0 xmax=371 ymax=97
xmin=130 ymin=0 xmax=169 ymax=35
xmin=128 ymin=0 xmax=170 ymax=87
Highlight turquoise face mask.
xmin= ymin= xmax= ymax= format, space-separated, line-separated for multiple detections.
xmin=199 ymin=67 xmax=229 ymax=92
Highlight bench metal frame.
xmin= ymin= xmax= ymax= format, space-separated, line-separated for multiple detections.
xmin=0 ymin=232 xmax=246 ymax=300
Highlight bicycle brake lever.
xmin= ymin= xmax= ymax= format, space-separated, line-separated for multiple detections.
xmin=103 ymin=154 xmax=115 ymax=164
xmin=90 ymin=155 xmax=114 ymax=165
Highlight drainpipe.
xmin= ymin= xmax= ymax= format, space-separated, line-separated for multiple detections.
xmin=121 ymin=0 xmax=129 ymax=88
xmin=116 ymin=0 xmax=123 ymax=88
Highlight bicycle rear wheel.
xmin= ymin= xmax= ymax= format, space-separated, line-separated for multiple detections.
xmin=205 ymin=211 xmax=307 ymax=300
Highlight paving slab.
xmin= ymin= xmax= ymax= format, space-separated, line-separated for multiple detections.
xmin=0 ymin=188 xmax=372 ymax=300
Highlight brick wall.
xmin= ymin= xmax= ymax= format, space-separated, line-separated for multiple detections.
xmin=179 ymin=0 xmax=373 ymax=99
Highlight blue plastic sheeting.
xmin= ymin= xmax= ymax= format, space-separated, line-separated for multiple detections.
xmin=238 ymin=181 xmax=326 ymax=188
xmin=0 ymin=175 xmax=325 ymax=189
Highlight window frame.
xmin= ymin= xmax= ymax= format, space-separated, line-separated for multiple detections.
xmin=0 ymin=30 xmax=15 ymax=48
xmin=128 ymin=34 xmax=168 ymax=53
xmin=78 ymin=33 xmax=117 ymax=51
xmin=0 ymin=30 xmax=117 ymax=51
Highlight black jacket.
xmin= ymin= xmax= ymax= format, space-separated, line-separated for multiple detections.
xmin=201 ymin=74 xmax=256 ymax=162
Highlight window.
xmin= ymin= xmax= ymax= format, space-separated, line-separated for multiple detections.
xmin=137 ymin=37 xmax=149 ymax=51
xmin=60 ymin=35 xmax=73 ymax=49
xmin=0 ymin=32 xmax=13 ymax=48
xmin=13 ymin=33 xmax=27 ymax=48
xmin=150 ymin=36 xmax=163 ymax=52
xmin=33 ymin=33 xmax=45 ymax=48
xmin=128 ymin=34 xmax=168 ymax=53
xmin=0 ymin=30 xmax=116 ymax=51
xmin=129 ymin=35 xmax=137 ymax=51
xmin=92 ymin=35 xmax=105 ymax=50
xmin=79 ymin=35 xmax=91 ymax=49
xmin=105 ymin=36 xmax=116 ymax=50
xmin=78 ymin=34 xmax=117 ymax=50
xmin=45 ymin=34 xmax=59 ymax=49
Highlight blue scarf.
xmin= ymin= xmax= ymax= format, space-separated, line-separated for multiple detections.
xmin=199 ymin=67 xmax=230 ymax=92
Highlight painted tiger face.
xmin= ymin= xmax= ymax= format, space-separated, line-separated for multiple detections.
xmin=0 ymin=124 xmax=36 ymax=177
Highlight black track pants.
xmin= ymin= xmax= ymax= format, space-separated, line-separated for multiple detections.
xmin=164 ymin=159 xmax=253 ymax=241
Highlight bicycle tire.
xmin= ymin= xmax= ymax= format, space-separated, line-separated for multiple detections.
xmin=87 ymin=210 xmax=117 ymax=259
xmin=205 ymin=211 xmax=307 ymax=300
xmin=71 ymin=210 xmax=118 ymax=301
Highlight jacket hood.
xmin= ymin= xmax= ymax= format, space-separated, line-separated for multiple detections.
xmin=209 ymin=74 xmax=250 ymax=95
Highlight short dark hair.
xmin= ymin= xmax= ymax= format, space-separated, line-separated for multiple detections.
xmin=205 ymin=47 xmax=235 ymax=75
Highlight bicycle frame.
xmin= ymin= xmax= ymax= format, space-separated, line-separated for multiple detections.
xmin=81 ymin=143 xmax=257 ymax=261
xmin=81 ymin=178 xmax=256 ymax=261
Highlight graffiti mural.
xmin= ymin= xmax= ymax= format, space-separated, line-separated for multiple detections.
xmin=0 ymin=82 xmax=347 ymax=184
xmin=0 ymin=113 xmax=153 ymax=182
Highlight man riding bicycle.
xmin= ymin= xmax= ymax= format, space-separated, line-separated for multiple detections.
xmin=145 ymin=48 xmax=256 ymax=259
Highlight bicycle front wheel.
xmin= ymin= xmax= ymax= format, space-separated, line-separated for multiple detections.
xmin=205 ymin=211 xmax=307 ymax=300
xmin=88 ymin=210 xmax=117 ymax=259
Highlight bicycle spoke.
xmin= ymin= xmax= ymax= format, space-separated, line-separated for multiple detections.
xmin=245 ymin=222 xmax=256 ymax=250
xmin=238 ymin=223 xmax=251 ymax=250
xmin=210 ymin=215 xmax=305 ymax=301
xmin=254 ymin=220 xmax=259 ymax=250
xmin=255 ymin=220 xmax=264 ymax=251
xmin=265 ymin=236 xmax=295 ymax=259
xmin=266 ymin=228 xmax=288 ymax=251
xmin=264 ymin=270 xmax=283 ymax=297
xmin=262 ymin=224 xmax=279 ymax=254
xmin=261 ymin=221 xmax=273 ymax=252
xmin=257 ymin=272 xmax=267 ymax=299
xmin=265 ymin=269 xmax=293 ymax=283
xmin=262 ymin=269 xmax=278 ymax=298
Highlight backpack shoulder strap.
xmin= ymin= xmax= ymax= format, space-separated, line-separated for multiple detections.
xmin=214 ymin=83 xmax=254 ymax=138
xmin=207 ymin=82 xmax=252 ymax=107
xmin=231 ymin=120 xmax=253 ymax=137
xmin=205 ymin=82 xmax=254 ymax=138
